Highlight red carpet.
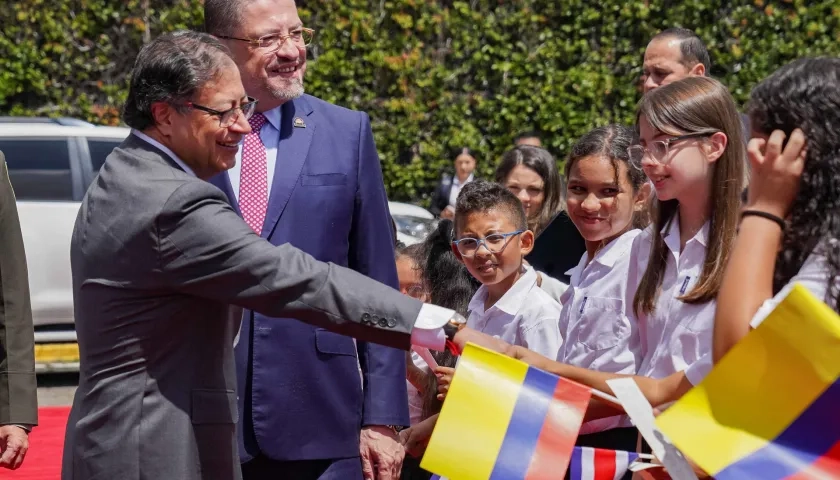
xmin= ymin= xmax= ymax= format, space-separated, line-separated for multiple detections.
xmin=8 ymin=407 xmax=69 ymax=479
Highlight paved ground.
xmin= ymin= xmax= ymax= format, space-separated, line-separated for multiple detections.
xmin=37 ymin=373 xmax=78 ymax=407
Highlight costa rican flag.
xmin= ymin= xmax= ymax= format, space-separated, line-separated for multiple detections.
xmin=429 ymin=447 xmax=638 ymax=480
xmin=569 ymin=446 xmax=639 ymax=480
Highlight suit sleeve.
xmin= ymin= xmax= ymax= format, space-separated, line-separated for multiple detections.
xmin=0 ymin=153 xmax=37 ymax=426
xmin=156 ymin=181 xmax=423 ymax=351
xmin=348 ymin=113 xmax=410 ymax=427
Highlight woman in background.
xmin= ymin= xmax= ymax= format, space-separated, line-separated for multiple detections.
xmin=430 ymin=147 xmax=478 ymax=220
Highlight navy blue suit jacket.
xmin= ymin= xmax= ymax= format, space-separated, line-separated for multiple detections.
xmin=209 ymin=94 xmax=409 ymax=462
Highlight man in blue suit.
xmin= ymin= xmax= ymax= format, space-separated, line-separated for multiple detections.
xmin=205 ymin=1 xmax=409 ymax=478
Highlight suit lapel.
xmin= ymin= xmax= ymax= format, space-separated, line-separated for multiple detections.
xmin=261 ymin=96 xmax=314 ymax=238
xmin=208 ymin=173 xmax=241 ymax=216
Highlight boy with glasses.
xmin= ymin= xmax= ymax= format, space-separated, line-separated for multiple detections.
xmin=450 ymin=181 xmax=562 ymax=359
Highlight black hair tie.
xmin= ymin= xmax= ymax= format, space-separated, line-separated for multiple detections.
xmin=741 ymin=209 xmax=786 ymax=231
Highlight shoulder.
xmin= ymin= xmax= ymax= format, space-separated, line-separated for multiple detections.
xmin=303 ymin=94 xmax=366 ymax=120
xmin=522 ymin=285 xmax=563 ymax=320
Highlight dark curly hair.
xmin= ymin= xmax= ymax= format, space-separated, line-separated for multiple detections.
xmin=454 ymin=180 xmax=528 ymax=234
xmin=416 ymin=219 xmax=479 ymax=418
xmin=748 ymin=57 xmax=840 ymax=312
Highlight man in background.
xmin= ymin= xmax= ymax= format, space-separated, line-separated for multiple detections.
xmin=0 ymin=151 xmax=36 ymax=470
xmin=513 ymin=131 xmax=542 ymax=148
xmin=205 ymin=0 xmax=409 ymax=478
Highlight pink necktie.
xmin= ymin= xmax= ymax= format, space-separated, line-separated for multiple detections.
xmin=240 ymin=113 xmax=268 ymax=234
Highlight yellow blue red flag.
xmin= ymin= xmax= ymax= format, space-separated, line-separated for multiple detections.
xmin=657 ymin=284 xmax=840 ymax=479
xmin=421 ymin=343 xmax=591 ymax=480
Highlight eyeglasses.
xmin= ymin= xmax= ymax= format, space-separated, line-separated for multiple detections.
xmin=627 ymin=132 xmax=717 ymax=170
xmin=405 ymin=284 xmax=427 ymax=301
xmin=452 ymin=231 xmax=524 ymax=257
xmin=183 ymin=97 xmax=258 ymax=128
xmin=217 ymin=28 xmax=315 ymax=54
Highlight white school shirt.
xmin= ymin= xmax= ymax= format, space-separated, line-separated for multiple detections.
xmin=558 ymin=229 xmax=642 ymax=434
xmin=467 ymin=266 xmax=563 ymax=359
xmin=535 ymin=270 xmax=569 ymax=304
xmin=629 ymin=214 xmax=716 ymax=386
xmin=752 ymin=240 xmax=840 ymax=328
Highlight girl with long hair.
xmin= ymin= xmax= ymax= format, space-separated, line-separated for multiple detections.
xmin=714 ymin=57 xmax=840 ymax=360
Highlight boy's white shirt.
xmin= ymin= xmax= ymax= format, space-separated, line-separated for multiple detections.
xmin=466 ymin=265 xmax=562 ymax=359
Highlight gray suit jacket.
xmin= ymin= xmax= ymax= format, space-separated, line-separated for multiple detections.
xmin=0 ymin=151 xmax=37 ymax=427
xmin=62 ymin=134 xmax=422 ymax=480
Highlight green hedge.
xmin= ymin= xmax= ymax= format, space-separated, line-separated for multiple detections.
xmin=2 ymin=0 xmax=839 ymax=204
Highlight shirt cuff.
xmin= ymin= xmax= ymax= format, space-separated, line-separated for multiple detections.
xmin=685 ymin=353 xmax=713 ymax=386
xmin=411 ymin=304 xmax=452 ymax=351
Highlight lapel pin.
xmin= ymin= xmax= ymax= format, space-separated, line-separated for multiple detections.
xmin=293 ymin=117 xmax=306 ymax=128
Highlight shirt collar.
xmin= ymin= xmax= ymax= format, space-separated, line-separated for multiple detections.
xmin=131 ymin=129 xmax=196 ymax=177
xmin=471 ymin=265 xmax=538 ymax=317
xmin=661 ymin=211 xmax=710 ymax=252
xmin=565 ymin=229 xmax=639 ymax=282
xmin=261 ymin=105 xmax=282 ymax=132
xmin=453 ymin=173 xmax=474 ymax=187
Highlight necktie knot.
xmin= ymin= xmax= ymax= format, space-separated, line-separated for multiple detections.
xmin=248 ymin=112 xmax=267 ymax=131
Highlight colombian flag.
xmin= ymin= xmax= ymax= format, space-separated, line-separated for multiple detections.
xmin=657 ymin=284 xmax=840 ymax=479
xmin=421 ymin=343 xmax=591 ymax=480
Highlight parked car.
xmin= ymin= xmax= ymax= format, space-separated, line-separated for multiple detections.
xmin=0 ymin=119 xmax=130 ymax=372
xmin=1 ymin=118 xmax=436 ymax=372
xmin=389 ymin=201 xmax=436 ymax=246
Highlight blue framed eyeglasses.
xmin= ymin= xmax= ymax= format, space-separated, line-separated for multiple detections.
xmin=452 ymin=231 xmax=524 ymax=257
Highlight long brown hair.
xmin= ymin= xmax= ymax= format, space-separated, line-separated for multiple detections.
xmin=633 ymin=77 xmax=746 ymax=316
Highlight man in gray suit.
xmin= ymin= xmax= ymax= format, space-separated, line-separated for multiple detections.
xmin=0 ymin=151 xmax=37 ymax=471
xmin=62 ymin=31 xmax=475 ymax=480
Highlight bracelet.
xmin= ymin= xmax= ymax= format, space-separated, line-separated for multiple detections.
xmin=741 ymin=209 xmax=786 ymax=231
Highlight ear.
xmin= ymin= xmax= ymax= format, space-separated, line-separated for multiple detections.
xmin=634 ymin=182 xmax=652 ymax=212
xmin=689 ymin=62 xmax=706 ymax=77
xmin=519 ymin=229 xmax=535 ymax=256
xmin=150 ymin=101 xmax=177 ymax=137
xmin=705 ymin=131 xmax=728 ymax=163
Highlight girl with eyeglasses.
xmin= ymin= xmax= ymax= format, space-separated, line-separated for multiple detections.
xmin=502 ymin=77 xmax=746 ymax=432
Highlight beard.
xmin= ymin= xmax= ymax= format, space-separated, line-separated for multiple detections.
xmin=267 ymin=77 xmax=305 ymax=101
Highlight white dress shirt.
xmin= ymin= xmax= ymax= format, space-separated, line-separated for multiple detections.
xmin=629 ymin=214 xmax=716 ymax=386
xmin=130 ymin=130 xmax=452 ymax=351
xmin=228 ymin=107 xmax=281 ymax=202
xmin=558 ymin=229 xmax=641 ymax=434
xmin=535 ymin=270 xmax=569 ymax=304
xmin=447 ymin=173 xmax=474 ymax=208
xmin=751 ymin=240 xmax=840 ymax=328
xmin=467 ymin=266 xmax=562 ymax=358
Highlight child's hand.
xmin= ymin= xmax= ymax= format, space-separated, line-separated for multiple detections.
xmin=399 ymin=414 xmax=438 ymax=458
xmin=434 ymin=366 xmax=456 ymax=401
xmin=746 ymin=128 xmax=807 ymax=218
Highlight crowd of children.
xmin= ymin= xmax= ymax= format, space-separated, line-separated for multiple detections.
xmin=394 ymin=57 xmax=840 ymax=480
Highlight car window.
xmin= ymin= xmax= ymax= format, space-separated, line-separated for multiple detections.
xmin=88 ymin=138 xmax=124 ymax=172
xmin=0 ymin=138 xmax=74 ymax=201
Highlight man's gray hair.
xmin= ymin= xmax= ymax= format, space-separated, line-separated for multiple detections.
xmin=122 ymin=30 xmax=232 ymax=130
